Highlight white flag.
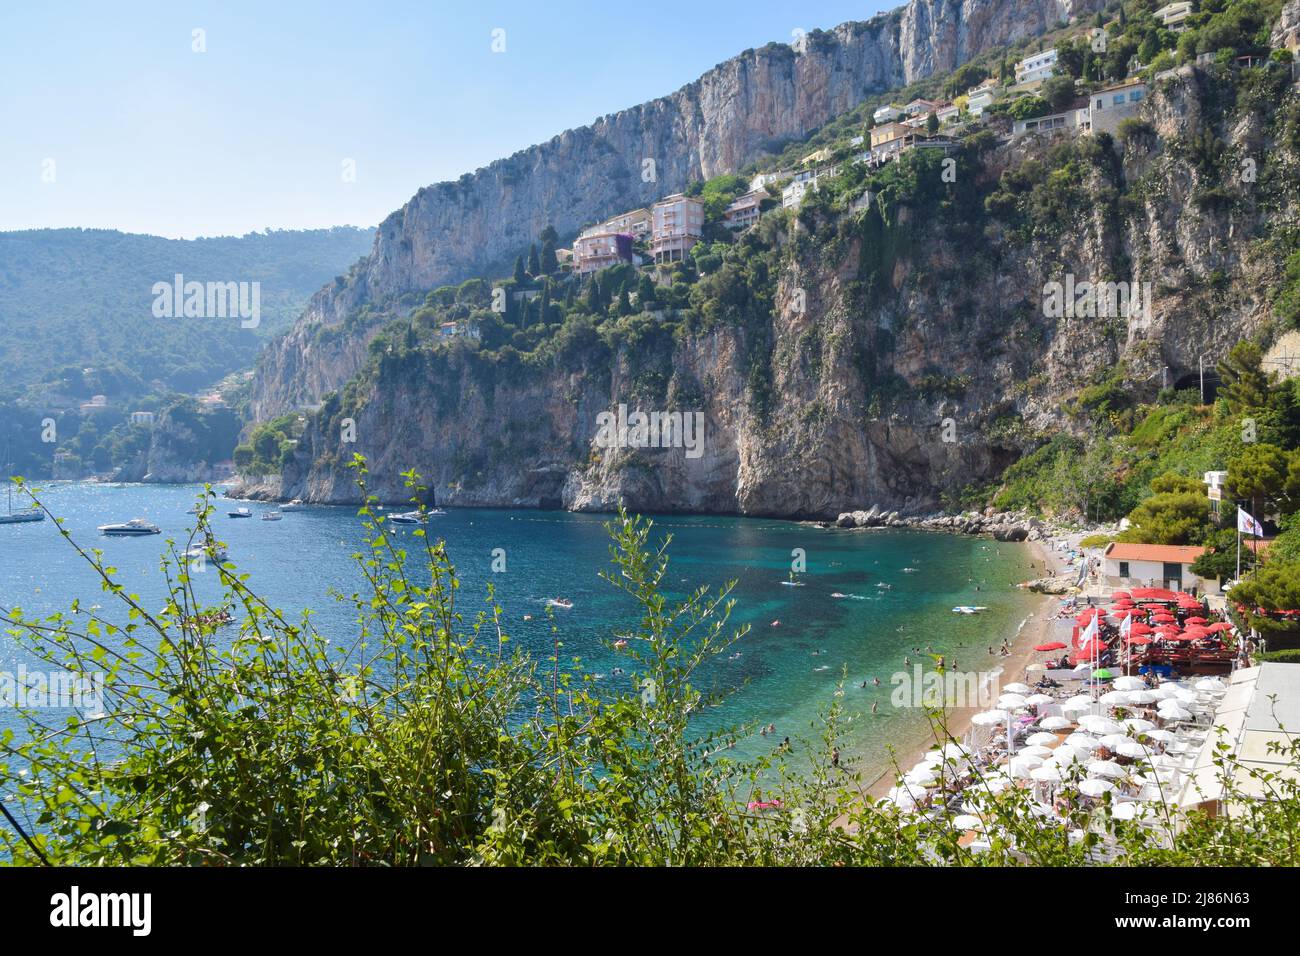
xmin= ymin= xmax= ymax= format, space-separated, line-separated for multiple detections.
xmin=1238 ymin=507 xmax=1264 ymax=537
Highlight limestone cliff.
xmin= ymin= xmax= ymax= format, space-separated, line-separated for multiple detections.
xmin=239 ymin=62 xmax=1300 ymax=516
xmin=251 ymin=0 xmax=1103 ymax=419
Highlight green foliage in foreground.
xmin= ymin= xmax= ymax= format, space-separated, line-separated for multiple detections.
xmin=2 ymin=461 xmax=1300 ymax=866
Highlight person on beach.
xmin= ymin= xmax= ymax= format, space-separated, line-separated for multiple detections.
xmin=832 ymin=747 xmax=840 ymax=768
xmin=871 ymin=702 xmax=878 ymax=715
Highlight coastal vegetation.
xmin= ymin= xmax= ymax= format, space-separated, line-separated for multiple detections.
xmin=1 ymin=461 xmax=1298 ymax=866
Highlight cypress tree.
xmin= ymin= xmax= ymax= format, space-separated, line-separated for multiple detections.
xmin=541 ymin=238 xmax=558 ymax=275
xmin=513 ymin=255 xmax=527 ymax=285
xmin=527 ymin=243 xmax=541 ymax=277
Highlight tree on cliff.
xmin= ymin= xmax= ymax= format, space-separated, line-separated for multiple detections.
xmin=513 ymin=255 xmax=527 ymax=285
xmin=540 ymin=238 xmax=558 ymax=276
xmin=527 ymin=243 xmax=541 ymax=277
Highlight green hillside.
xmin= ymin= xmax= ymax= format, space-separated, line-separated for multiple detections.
xmin=0 ymin=226 xmax=374 ymax=396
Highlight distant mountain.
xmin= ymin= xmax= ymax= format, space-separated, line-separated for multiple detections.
xmin=0 ymin=226 xmax=375 ymax=397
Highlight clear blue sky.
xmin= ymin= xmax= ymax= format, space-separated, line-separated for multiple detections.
xmin=0 ymin=0 xmax=893 ymax=239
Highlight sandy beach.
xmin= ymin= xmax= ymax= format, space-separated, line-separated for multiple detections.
xmin=865 ymin=533 xmax=1077 ymax=799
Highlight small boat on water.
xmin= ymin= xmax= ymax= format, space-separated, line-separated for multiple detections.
xmin=99 ymin=518 xmax=161 ymax=537
xmin=952 ymin=606 xmax=989 ymax=615
xmin=228 ymin=507 xmax=253 ymax=519
xmin=388 ymin=510 xmax=426 ymax=525
xmin=1 ymin=440 xmax=44 ymax=524
xmin=876 ymin=583 xmax=892 ymax=590
xmin=280 ymin=499 xmax=305 ymax=511
xmin=546 ymin=598 xmax=574 ymax=610
xmin=261 ymin=511 xmax=283 ymax=522
xmin=184 ymin=544 xmax=229 ymax=563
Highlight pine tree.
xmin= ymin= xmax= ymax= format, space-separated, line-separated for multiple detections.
xmin=1217 ymin=341 xmax=1273 ymax=414
xmin=636 ymin=274 xmax=657 ymax=311
xmin=539 ymin=224 xmax=558 ymax=246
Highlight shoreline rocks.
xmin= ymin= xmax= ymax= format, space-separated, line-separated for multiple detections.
xmin=831 ymin=507 xmax=1052 ymax=543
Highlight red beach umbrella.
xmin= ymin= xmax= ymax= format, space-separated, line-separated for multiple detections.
xmin=1185 ymin=616 xmax=1208 ymax=624
xmin=1035 ymin=642 xmax=1068 ymax=651
xmin=1125 ymin=635 xmax=1154 ymax=645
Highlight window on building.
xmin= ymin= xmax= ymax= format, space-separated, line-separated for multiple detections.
xmin=1118 ymin=561 xmax=1130 ymax=578
xmin=1113 ymin=95 xmax=1124 ymax=105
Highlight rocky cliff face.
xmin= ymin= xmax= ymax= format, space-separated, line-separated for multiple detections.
xmin=250 ymin=0 xmax=1102 ymax=420
xmin=239 ymin=63 xmax=1300 ymax=517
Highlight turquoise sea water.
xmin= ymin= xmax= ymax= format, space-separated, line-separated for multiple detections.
xmin=0 ymin=482 xmax=1041 ymax=779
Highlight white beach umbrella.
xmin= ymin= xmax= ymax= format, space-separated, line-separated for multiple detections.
xmin=1087 ymin=759 xmax=1127 ymax=780
xmin=1026 ymin=693 xmax=1055 ymax=707
xmin=1019 ymin=744 xmax=1054 ymax=758
xmin=1151 ymin=684 xmax=1180 ymax=700
xmin=1066 ymin=733 xmax=1101 ymax=751
xmin=1002 ymin=682 xmax=1033 ymax=695
xmin=1098 ymin=734 xmax=1130 ymax=749
xmin=939 ymin=743 xmax=968 ymax=759
xmin=998 ymin=694 xmax=1028 ymax=709
xmin=1158 ymin=706 xmax=1192 ymax=723
xmin=1031 ymin=765 xmax=1066 ymax=783
xmin=969 ymin=776 xmax=1013 ymax=795
xmin=1196 ymin=677 xmax=1226 ymax=691
xmin=905 ymin=768 xmax=939 ymax=787
xmin=1111 ymin=801 xmax=1156 ymax=821
xmin=1010 ymin=755 xmax=1045 ymax=778
xmin=885 ymin=789 xmax=918 ymax=810
xmin=1100 ymin=691 xmax=1131 ymax=706
xmin=1113 ymin=676 xmax=1146 ymax=691
xmin=1040 ymin=715 xmax=1073 ymax=731
xmin=1064 ymin=694 xmax=1095 ymax=708
xmin=952 ymin=814 xmax=983 ymax=831
xmin=1123 ymin=718 xmax=1156 ymax=733
xmin=1086 ymin=718 xmax=1124 ymax=735
xmin=970 ymin=709 xmax=1010 ymax=727
xmin=1115 ymin=739 xmax=1149 ymax=759
xmin=1078 ymin=778 xmax=1116 ymax=797
xmin=1048 ymin=746 xmax=1085 ymax=766
xmin=1126 ymin=690 xmax=1158 ymax=705
xmin=1026 ymin=731 xmax=1060 ymax=747
xmin=1174 ymin=689 xmax=1200 ymax=704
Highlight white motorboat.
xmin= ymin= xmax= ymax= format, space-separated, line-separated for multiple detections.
xmin=388 ymin=510 xmax=426 ymax=525
xmin=228 ymin=507 xmax=253 ymax=518
xmin=99 ymin=518 xmax=161 ymax=536
xmin=184 ymin=544 xmax=229 ymax=563
xmin=281 ymin=499 xmax=305 ymax=511
xmin=261 ymin=511 xmax=283 ymax=521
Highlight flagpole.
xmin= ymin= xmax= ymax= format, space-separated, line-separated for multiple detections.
xmin=1236 ymin=508 xmax=1242 ymax=582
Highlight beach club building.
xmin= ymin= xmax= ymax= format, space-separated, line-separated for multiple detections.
xmin=1102 ymin=542 xmax=1219 ymax=595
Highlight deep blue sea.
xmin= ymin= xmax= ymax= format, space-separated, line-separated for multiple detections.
xmin=1 ymin=482 xmax=1041 ymax=778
